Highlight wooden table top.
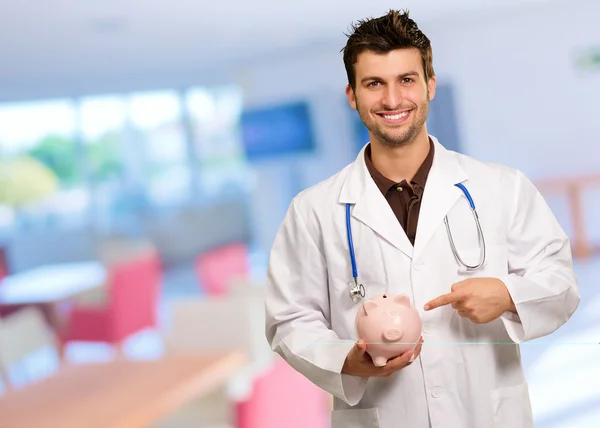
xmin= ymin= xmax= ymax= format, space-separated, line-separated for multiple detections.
xmin=0 ymin=262 xmax=106 ymax=305
xmin=0 ymin=351 xmax=247 ymax=428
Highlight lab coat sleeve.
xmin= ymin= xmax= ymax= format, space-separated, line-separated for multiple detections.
xmin=265 ymin=198 xmax=368 ymax=406
xmin=499 ymin=169 xmax=580 ymax=342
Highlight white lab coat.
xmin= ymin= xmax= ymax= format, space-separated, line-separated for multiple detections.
xmin=264 ymin=136 xmax=579 ymax=428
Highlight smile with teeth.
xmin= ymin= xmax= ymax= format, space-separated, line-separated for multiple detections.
xmin=381 ymin=111 xmax=410 ymax=120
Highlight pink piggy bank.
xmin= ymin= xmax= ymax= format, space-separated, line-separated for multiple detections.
xmin=355 ymin=293 xmax=422 ymax=367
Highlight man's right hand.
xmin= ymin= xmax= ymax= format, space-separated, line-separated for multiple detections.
xmin=341 ymin=336 xmax=423 ymax=377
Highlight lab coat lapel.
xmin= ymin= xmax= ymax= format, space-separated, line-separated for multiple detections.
xmin=412 ymin=138 xmax=468 ymax=261
xmin=339 ymin=146 xmax=414 ymax=259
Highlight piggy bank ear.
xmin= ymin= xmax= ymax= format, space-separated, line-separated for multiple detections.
xmin=363 ymin=300 xmax=378 ymax=315
xmin=393 ymin=295 xmax=410 ymax=307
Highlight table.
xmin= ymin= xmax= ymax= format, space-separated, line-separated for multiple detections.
xmin=0 ymin=262 xmax=106 ymax=344
xmin=0 ymin=351 xmax=247 ymax=428
xmin=0 ymin=261 xmax=106 ymax=305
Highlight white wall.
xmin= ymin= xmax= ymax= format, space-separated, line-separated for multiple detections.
xmin=423 ymin=0 xmax=600 ymax=244
xmin=426 ymin=0 xmax=600 ymax=177
xmin=234 ymin=0 xmax=600 ymax=252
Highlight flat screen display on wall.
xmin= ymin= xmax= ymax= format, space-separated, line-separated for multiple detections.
xmin=240 ymin=101 xmax=316 ymax=160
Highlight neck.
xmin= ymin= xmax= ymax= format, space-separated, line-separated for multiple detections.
xmin=370 ymin=127 xmax=431 ymax=183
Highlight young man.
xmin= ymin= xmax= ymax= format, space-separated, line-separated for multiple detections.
xmin=264 ymin=9 xmax=579 ymax=428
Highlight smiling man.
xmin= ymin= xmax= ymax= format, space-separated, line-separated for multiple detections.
xmin=346 ymin=40 xmax=436 ymax=246
xmin=265 ymin=9 xmax=579 ymax=428
xmin=347 ymin=50 xmax=433 ymax=151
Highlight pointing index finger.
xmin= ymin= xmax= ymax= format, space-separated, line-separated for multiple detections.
xmin=424 ymin=291 xmax=463 ymax=311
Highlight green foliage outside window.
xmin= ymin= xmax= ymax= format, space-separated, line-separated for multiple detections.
xmin=25 ymin=131 xmax=123 ymax=185
xmin=27 ymin=135 xmax=78 ymax=184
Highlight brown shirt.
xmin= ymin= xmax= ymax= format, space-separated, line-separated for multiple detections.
xmin=364 ymin=139 xmax=435 ymax=246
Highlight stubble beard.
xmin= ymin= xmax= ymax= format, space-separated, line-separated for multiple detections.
xmin=356 ymin=95 xmax=430 ymax=149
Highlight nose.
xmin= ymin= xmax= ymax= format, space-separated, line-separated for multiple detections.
xmin=384 ymin=328 xmax=402 ymax=341
xmin=382 ymin=84 xmax=404 ymax=109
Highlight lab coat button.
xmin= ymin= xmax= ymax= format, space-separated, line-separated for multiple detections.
xmin=422 ymin=323 xmax=432 ymax=334
xmin=413 ymin=262 xmax=425 ymax=271
xmin=431 ymin=387 xmax=443 ymax=398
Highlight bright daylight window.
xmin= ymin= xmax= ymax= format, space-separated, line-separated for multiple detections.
xmin=79 ymin=95 xmax=128 ymax=231
xmin=128 ymin=90 xmax=191 ymax=207
xmin=0 ymin=84 xmax=248 ymax=235
xmin=186 ymin=85 xmax=251 ymax=197
xmin=0 ymin=99 xmax=86 ymax=231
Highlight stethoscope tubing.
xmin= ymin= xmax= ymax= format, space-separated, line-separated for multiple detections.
xmin=346 ymin=183 xmax=485 ymax=301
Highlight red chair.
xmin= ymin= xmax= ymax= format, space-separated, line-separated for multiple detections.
xmin=59 ymin=251 xmax=162 ymax=346
xmin=194 ymin=243 xmax=249 ymax=295
xmin=234 ymin=357 xmax=330 ymax=428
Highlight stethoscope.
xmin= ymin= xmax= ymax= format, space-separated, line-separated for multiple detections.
xmin=346 ymin=183 xmax=486 ymax=303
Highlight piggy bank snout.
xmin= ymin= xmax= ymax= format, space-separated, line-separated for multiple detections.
xmin=384 ymin=328 xmax=402 ymax=341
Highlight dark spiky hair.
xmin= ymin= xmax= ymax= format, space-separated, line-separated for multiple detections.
xmin=341 ymin=9 xmax=435 ymax=89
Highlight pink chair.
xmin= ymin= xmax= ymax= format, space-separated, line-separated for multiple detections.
xmin=0 ymin=246 xmax=8 ymax=282
xmin=194 ymin=243 xmax=249 ymax=295
xmin=234 ymin=358 xmax=330 ymax=428
xmin=59 ymin=251 xmax=162 ymax=346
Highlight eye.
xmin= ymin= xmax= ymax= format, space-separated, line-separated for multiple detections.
xmin=402 ymin=78 xmax=414 ymax=83
xmin=367 ymin=81 xmax=381 ymax=87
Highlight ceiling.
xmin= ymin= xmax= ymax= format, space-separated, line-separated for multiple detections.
xmin=0 ymin=0 xmax=559 ymax=100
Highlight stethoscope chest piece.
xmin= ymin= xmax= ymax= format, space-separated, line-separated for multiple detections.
xmin=349 ymin=279 xmax=365 ymax=303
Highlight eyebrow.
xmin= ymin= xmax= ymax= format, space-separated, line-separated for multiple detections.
xmin=360 ymin=71 xmax=421 ymax=84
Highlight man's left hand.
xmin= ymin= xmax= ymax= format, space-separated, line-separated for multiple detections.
xmin=423 ymin=278 xmax=516 ymax=324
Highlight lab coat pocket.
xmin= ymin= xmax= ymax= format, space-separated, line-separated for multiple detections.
xmin=490 ymin=383 xmax=534 ymax=428
xmin=331 ymin=408 xmax=380 ymax=428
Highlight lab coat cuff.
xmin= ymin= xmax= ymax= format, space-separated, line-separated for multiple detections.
xmin=332 ymin=341 xmax=369 ymax=406
xmin=500 ymin=310 xmax=525 ymax=343
xmin=340 ymin=374 xmax=369 ymax=406
xmin=499 ymin=275 xmax=525 ymax=343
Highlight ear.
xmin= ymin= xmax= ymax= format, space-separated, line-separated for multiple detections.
xmin=427 ymin=75 xmax=437 ymax=101
xmin=393 ymin=295 xmax=411 ymax=307
xmin=363 ymin=300 xmax=378 ymax=315
xmin=345 ymin=84 xmax=357 ymax=110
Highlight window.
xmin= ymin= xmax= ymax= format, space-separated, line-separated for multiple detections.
xmin=0 ymin=84 xmax=248 ymax=233
xmin=0 ymin=99 xmax=87 ymax=230
xmin=79 ymin=95 xmax=126 ymax=183
xmin=186 ymin=85 xmax=251 ymax=196
xmin=128 ymin=91 xmax=191 ymax=206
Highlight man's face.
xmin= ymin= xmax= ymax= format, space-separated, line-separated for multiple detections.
xmin=346 ymin=48 xmax=436 ymax=148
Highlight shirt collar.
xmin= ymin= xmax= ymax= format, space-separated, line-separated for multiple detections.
xmin=364 ymin=137 xmax=435 ymax=195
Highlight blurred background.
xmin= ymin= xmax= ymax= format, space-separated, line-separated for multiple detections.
xmin=0 ymin=0 xmax=599 ymax=427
